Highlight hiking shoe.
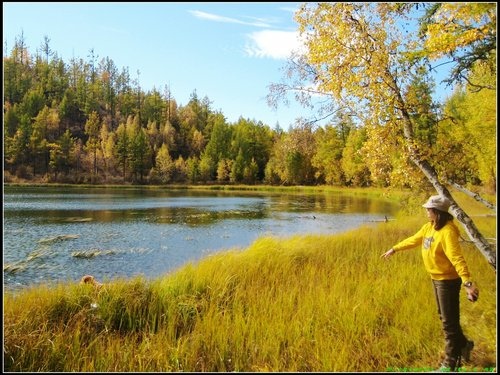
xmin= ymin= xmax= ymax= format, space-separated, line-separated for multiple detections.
xmin=431 ymin=365 xmax=452 ymax=372
xmin=436 ymin=357 xmax=460 ymax=372
xmin=461 ymin=340 xmax=474 ymax=362
xmin=431 ymin=364 xmax=456 ymax=372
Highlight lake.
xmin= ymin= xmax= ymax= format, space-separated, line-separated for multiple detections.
xmin=3 ymin=186 xmax=398 ymax=291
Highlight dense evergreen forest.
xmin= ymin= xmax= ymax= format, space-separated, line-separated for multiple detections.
xmin=3 ymin=23 xmax=496 ymax=191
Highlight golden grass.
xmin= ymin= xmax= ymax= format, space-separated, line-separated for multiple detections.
xmin=3 ymin=190 xmax=496 ymax=372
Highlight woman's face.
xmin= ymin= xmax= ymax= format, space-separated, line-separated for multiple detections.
xmin=426 ymin=208 xmax=437 ymax=221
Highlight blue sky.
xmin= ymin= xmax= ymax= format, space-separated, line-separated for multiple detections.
xmin=3 ymin=2 xmax=454 ymax=128
xmin=3 ymin=2 xmax=316 ymax=128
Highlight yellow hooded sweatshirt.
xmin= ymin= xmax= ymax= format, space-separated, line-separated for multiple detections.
xmin=392 ymin=221 xmax=471 ymax=283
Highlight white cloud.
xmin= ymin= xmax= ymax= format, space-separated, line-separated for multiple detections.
xmin=189 ymin=9 xmax=305 ymax=60
xmin=244 ymin=30 xmax=305 ymax=60
xmin=189 ymin=10 xmax=272 ymax=28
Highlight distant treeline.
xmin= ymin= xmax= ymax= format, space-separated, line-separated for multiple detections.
xmin=3 ymin=33 xmax=496 ymax=191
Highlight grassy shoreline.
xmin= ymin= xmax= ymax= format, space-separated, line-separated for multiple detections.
xmin=4 ymin=188 xmax=496 ymax=372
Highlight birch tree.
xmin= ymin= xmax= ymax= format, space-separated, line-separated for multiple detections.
xmin=268 ymin=3 xmax=496 ymax=269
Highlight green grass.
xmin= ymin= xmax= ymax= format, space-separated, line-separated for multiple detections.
xmin=3 ymin=189 xmax=496 ymax=372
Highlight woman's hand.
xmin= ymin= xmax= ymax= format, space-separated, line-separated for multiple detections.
xmin=465 ymin=284 xmax=479 ymax=302
xmin=381 ymin=248 xmax=395 ymax=259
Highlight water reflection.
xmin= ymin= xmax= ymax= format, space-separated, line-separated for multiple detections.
xmin=4 ymin=186 xmax=398 ymax=292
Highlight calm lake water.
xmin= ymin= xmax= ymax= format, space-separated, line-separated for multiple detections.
xmin=3 ymin=186 xmax=398 ymax=292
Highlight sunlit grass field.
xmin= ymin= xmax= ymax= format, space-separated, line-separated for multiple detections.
xmin=4 ymin=189 xmax=496 ymax=372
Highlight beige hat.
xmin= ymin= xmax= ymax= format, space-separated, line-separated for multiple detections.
xmin=422 ymin=195 xmax=452 ymax=212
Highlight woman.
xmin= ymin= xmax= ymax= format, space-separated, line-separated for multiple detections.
xmin=381 ymin=195 xmax=479 ymax=371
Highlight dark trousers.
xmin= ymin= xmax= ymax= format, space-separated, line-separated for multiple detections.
xmin=432 ymin=278 xmax=468 ymax=366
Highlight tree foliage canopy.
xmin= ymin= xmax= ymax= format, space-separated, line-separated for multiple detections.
xmin=417 ymin=3 xmax=496 ymax=87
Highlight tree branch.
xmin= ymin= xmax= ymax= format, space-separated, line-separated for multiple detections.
xmin=447 ymin=180 xmax=496 ymax=211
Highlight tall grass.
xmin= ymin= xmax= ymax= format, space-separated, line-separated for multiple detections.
xmin=4 ymin=191 xmax=496 ymax=372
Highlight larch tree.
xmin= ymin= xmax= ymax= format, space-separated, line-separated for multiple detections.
xmin=341 ymin=126 xmax=370 ymax=187
xmin=312 ymin=124 xmax=346 ymax=185
xmin=154 ymin=143 xmax=174 ymax=184
xmin=84 ymin=111 xmax=101 ymax=179
xmin=268 ymin=3 xmax=496 ymax=269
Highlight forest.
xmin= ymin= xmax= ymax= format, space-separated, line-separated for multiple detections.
xmin=3 ymin=3 xmax=496 ymax=194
